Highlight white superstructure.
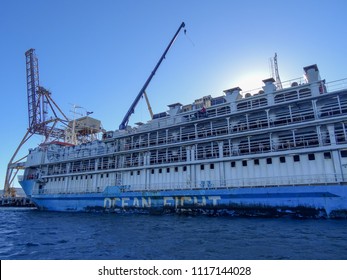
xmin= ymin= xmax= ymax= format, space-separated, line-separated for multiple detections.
xmin=22 ymin=64 xmax=347 ymax=199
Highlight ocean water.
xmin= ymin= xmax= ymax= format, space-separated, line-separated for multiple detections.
xmin=0 ymin=207 xmax=347 ymax=260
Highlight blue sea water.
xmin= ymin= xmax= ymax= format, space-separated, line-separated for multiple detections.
xmin=0 ymin=207 xmax=347 ymax=260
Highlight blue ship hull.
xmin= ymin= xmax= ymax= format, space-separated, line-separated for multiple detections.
xmin=19 ymin=180 xmax=347 ymax=218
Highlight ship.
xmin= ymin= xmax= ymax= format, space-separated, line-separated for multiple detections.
xmin=17 ymin=23 xmax=347 ymax=218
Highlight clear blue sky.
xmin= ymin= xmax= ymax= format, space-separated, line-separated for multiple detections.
xmin=1 ymin=0 xmax=347 ymax=189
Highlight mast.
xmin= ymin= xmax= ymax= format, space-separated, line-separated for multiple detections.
xmin=273 ymin=53 xmax=283 ymax=90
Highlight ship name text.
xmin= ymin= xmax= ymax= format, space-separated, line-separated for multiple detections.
xmin=103 ymin=196 xmax=221 ymax=209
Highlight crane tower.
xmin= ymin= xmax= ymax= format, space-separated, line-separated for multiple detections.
xmin=25 ymin=49 xmax=68 ymax=139
xmin=3 ymin=49 xmax=69 ymax=196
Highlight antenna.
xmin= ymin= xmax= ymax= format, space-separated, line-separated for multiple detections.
xmin=271 ymin=53 xmax=283 ymax=90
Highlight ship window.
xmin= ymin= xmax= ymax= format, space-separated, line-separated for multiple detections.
xmin=101 ymin=174 xmax=104 ymax=178
xmin=242 ymin=160 xmax=247 ymax=166
xmin=266 ymin=158 xmax=272 ymax=164
xmin=130 ymin=171 xmax=133 ymax=176
xmin=280 ymin=156 xmax=286 ymax=163
xmin=254 ymin=159 xmax=259 ymax=165
xmin=151 ymin=169 xmax=155 ymax=174
xmin=231 ymin=161 xmax=236 ymax=167
xmin=324 ymin=152 xmax=331 ymax=159
xmin=90 ymin=175 xmax=93 ymax=179
xmin=200 ymin=165 xmax=205 ymax=170
xmin=80 ymin=176 xmax=83 ymax=180
xmin=293 ymin=155 xmax=300 ymax=162
xmin=71 ymin=176 xmax=73 ymax=180
xmin=137 ymin=170 xmax=140 ymax=175
xmin=308 ymin=153 xmax=315 ymax=160
xmin=175 ymin=167 xmax=178 ymax=172
xmin=341 ymin=150 xmax=347 ymax=158
xmin=85 ymin=175 xmax=88 ymax=179
xmin=159 ymin=168 xmax=162 ymax=174
xmin=210 ymin=163 xmax=215 ymax=169
xmin=106 ymin=173 xmax=109 ymax=178
xmin=183 ymin=166 xmax=187 ymax=172
xmin=166 ymin=168 xmax=170 ymax=173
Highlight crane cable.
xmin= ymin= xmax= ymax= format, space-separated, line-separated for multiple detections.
xmin=184 ymin=28 xmax=195 ymax=47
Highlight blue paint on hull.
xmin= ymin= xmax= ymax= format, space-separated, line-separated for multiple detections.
xmin=20 ymin=180 xmax=347 ymax=217
xmin=20 ymin=180 xmax=35 ymax=197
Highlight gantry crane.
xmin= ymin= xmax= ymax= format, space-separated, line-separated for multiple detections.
xmin=119 ymin=22 xmax=186 ymax=130
xmin=3 ymin=49 xmax=69 ymax=196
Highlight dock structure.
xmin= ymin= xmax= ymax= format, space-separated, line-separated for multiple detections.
xmin=0 ymin=196 xmax=35 ymax=208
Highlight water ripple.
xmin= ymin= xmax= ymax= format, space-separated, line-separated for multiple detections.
xmin=1 ymin=209 xmax=347 ymax=259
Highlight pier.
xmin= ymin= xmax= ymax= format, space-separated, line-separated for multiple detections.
xmin=0 ymin=196 xmax=36 ymax=208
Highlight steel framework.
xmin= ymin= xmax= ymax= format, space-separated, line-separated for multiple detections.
xmin=272 ymin=53 xmax=283 ymax=90
xmin=4 ymin=49 xmax=69 ymax=196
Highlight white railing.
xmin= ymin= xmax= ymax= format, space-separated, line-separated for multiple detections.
xmin=325 ymin=78 xmax=347 ymax=93
xmin=41 ymin=78 xmax=347 ymax=166
xmin=32 ymin=173 xmax=344 ymax=195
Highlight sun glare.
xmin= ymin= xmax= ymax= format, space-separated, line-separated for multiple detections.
xmin=222 ymin=69 xmax=270 ymax=97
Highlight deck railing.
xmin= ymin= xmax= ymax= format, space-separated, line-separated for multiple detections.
xmin=325 ymin=78 xmax=347 ymax=93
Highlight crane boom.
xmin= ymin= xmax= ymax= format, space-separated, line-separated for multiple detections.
xmin=119 ymin=22 xmax=186 ymax=130
xmin=143 ymin=91 xmax=154 ymax=119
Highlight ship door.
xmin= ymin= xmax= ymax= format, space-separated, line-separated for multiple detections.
xmin=337 ymin=150 xmax=347 ymax=182
xmin=115 ymin=172 xmax=122 ymax=186
xmin=341 ymin=163 xmax=347 ymax=181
